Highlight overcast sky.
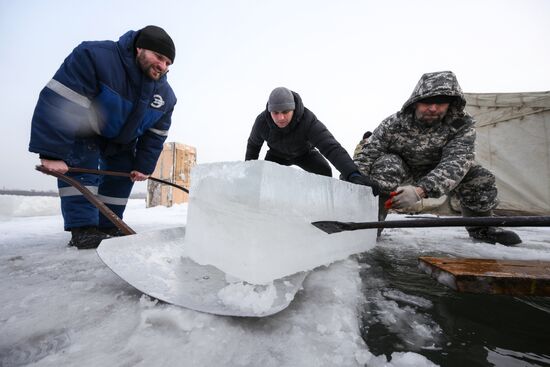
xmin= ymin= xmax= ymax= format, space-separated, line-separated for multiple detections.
xmin=1 ymin=0 xmax=549 ymax=191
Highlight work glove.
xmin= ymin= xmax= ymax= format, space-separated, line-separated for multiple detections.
xmin=400 ymin=195 xmax=448 ymax=213
xmin=390 ymin=185 xmax=422 ymax=209
xmin=347 ymin=172 xmax=380 ymax=196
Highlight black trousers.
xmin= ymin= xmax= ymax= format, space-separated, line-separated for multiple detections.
xmin=265 ymin=149 xmax=332 ymax=177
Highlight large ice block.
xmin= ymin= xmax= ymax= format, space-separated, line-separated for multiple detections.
xmin=182 ymin=161 xmax=377 ymax=284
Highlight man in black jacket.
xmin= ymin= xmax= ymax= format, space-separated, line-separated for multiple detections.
xmin=245 ymin=87 xmax=378 ymax=194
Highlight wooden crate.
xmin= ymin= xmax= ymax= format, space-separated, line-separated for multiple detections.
xmin=146 ymin=142 xmax=196 ymax=208
xmin=419 ymin=257 xmax=550 ymax=296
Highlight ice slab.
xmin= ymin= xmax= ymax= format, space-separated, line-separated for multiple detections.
xmin=183 ymin=160 xmax=378 ymax=284
xmin=97 ymin=227 xmax=308 ymax=317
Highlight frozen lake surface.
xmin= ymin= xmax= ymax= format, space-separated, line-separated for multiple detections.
xmin=1 ymin=195 xmax=549 ymax=366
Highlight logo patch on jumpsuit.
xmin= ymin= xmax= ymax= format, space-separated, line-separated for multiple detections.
xmin=151 ymin=94 xmax=165 ymax=108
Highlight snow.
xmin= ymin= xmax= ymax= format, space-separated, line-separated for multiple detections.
xmin=1 ymin=194 xmax=549 ymax=366
xmin=0 ymin=195 xmax=60 ymax=218
xmin=217 ymin=282 xmax=278 ymax=315
xmin=183 ymin=161 xmax=378 ymax=284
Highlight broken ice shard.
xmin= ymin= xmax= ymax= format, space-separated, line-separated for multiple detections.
xmin=182 ymin=161 xmax=377 ymax=284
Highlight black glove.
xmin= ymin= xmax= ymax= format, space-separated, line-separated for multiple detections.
xmin=347 ymin=172 xmax=380 ymax=196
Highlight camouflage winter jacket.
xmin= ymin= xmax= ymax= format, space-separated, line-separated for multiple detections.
xmin=354 ymin=71 xmax=476 ymax=198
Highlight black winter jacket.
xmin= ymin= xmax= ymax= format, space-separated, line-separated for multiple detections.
xmin=245 ymin=91 xmax=357 ymax=178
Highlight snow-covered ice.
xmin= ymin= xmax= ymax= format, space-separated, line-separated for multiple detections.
xmin=0 ymin=195 xmax=441 ymax=367
xmin=1 ymin=194 xmax=549 ymax=366
xmin=183 ymin=161 xmax=378 ymax=284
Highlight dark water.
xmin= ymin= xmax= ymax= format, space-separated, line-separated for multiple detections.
xmin=357 ymin=247 xmax=550 ymax=367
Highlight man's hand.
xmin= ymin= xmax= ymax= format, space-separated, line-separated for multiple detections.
xmin=347 ymin=172 xmax=380 ymax=196
xmin=40 ymin=159 xmax=69 ymax=174
xmin=130 ymin=170 xmax=149 ymax=182
xmin=391 ymin=185 xmax=423 ymax=209
xmin=404 ymin=195 xmax=447 ymax=213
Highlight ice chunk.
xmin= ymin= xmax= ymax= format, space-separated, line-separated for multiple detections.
xmin=183 ymin=160 xmax=377 ymax=284
xmin=217 ymin=282 xmax=277 ymax=315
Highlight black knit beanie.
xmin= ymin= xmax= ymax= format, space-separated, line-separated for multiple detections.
xmin=135 ymin=25 xmax=175 ymax=63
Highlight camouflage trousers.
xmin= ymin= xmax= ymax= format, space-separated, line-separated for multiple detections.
xmin=369 ymin=154 xmax=498 ymax=213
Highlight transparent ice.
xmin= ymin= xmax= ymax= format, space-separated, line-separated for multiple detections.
xmin=183 ymin=160 xmax=378 ymax=284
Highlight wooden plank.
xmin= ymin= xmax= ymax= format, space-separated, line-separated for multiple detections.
xmin=147 ymin=142 xmax=196 ymax=208
xmin=418 ymin=257 xmax=550 ymax=296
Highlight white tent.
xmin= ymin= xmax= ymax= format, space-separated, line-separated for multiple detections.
xmin=464 ymin=91 xmax=550 ymax=215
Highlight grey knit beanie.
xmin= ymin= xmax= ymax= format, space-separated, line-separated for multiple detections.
xmin=267 ymin=87 xmax=295 ymax=112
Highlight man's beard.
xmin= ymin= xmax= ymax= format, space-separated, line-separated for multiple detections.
xmin=143 ymin=65 xmax=166 ymax=80
xmin=415 ymin=111 xmax=446 ymax=124
xmin=137 ymin=54 xmax=166 ymax=80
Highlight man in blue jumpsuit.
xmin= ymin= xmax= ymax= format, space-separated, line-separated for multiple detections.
xmin=29 ymin=25 xmax=177 ymax=249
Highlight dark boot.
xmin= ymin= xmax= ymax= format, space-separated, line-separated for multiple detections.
xmin=461 ymin=207 xmax=522 ymax=246
xmin=68 ymin=226 xmax=111 ymax=249
xmin=99 ymin=226 xmax=127 ymax=237
xmin=467 ymin=227 xmax=522 ymax=246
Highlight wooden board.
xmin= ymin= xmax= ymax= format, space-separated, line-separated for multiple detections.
xmin=418 ymin=257 xmax=550 ymax=296
xmin=147 ymin=142 xmax=196 ymax=208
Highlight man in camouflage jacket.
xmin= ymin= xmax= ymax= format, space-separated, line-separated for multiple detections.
xmin=354 ymin=71 xmax=520 ymax=246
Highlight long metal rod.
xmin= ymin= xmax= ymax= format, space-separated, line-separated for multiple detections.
xmin=67 ymin=167 xmax=189 ymax=193
xmin=312 ymin=216 xmax=550 ymax=234
xmin=36 ymin=165 xmax=136 ymax=235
